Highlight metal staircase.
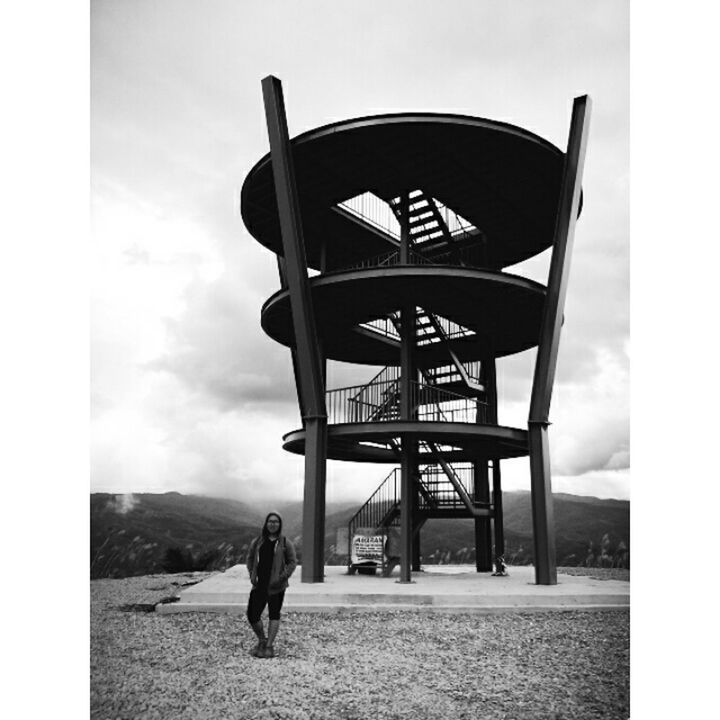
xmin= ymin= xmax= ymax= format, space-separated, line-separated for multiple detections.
xmin=388 ymin=189 xmax=486 ymax=267
xmin=347 ymin=458 xmax=493 ymax=570
xmin=337 ymin=188 xmax=498 ymax=572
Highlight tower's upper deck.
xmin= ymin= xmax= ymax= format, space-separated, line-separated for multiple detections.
xmin=241 ymin=113 xmax=579 ymax=271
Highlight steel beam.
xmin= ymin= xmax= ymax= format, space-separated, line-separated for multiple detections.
xmin=399 ymin=191 xmax=416 ymax=583
xmin=484 ymin=354 xmax=505 ymax=573
xmin=528 ymin=95 xmax=591 ymax=585
xmin=262 ymin=76 xmax=328 ymax=583
xmin=492 ymin=459 xmax=505 ymax=569
xmin=474 ymin=460 xmax=492 ymax=571
xmin=474 ymin=355 xmax=495 ymax=572
xmin=277 ymin=257 xmax=306 ymax=422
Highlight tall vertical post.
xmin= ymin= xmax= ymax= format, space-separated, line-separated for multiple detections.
xmin=277 ymin=257 xmax=306 ymax=424
xmin=492 ymin=460 xmax=505 ymax=568
xmin=474 ymin=355 xmax=495 ymax=572
xmin=528 ymin=95 xmax=591 ymax=585
xmin=262 ymin=76 xmax=328 ymax=583
xmin=411 ymin=469 xmax=422 ymax=572
xmin=398 ymin=191 xmax=416 ymax=583
xmin=484 ymin=355 xmax=504 ymax=572
xmin=473 ymin=460 xmax=492 ymax=571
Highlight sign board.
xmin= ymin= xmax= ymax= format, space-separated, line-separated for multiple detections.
xmin=351 ymin=534 xmax=385 ymax=565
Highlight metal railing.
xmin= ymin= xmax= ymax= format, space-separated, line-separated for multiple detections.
xmin=327 ymin=379 xmax=401 ymax=424
xmin=415 ymin=385 xmax=482 ymax=424
xmin=416 ymin=311 xmax=476 ymax=344
xmin=427 ymin=241 xmax=486 ymax=268
xmin=359 ymin=310 xmax=475 ymax=343
xmin=347 ymin=459 xmax=492 ymax=551
xmin=338 ymin=192 xmax=401 ymax=238
xmin=334 ymin=191 xmax=486 ymax=272
xmin=342 ymin=246 xmax=437 ymax=272
xmin=417 ymin=463 xmax=475 ymax=511
xmin=326 ymin=378 xmax=487 ymax=425
xmin=348 ymin=366 xmax=400 ymax=417
xmin=347 ymin=468 xmax=400 ymax=540
xmin=425 ymin=361 xmax=482 ymax=385
xmin=338 ymin=238 xmax=483 ymax=273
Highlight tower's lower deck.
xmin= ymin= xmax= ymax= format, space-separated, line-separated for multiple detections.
xmin=283 ymin=421 xmax=528 ymax=463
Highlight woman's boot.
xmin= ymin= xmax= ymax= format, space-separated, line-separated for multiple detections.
xmin=250 ymin=620 xmax=266 ymax=657
xmin=261 ymin=619 xmax=280 ymax=658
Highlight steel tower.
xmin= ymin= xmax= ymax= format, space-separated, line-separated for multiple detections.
xmin=241 ymin=76 xmax=590 ymax=585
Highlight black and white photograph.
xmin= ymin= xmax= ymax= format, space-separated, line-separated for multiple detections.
xmin=89 ymin=2 xmax=630 ymax=718
xmin=10 ymin=1 xmax=720 ymax=718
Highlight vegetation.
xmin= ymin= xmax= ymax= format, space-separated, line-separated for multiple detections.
xmin=91 ymin=490 xmax=629 ymax=578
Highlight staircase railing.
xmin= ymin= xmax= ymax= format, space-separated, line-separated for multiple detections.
xmin=326 ymin=378 xmax=400 ymax=423
xmin=348 ymin=365 xmax=399 ymax=411
xmin=425 ymin=361 xmax=482 ymax=385
xmin=342 ymin=246 xmax=437 ymax=272
xmin=347 ymin=457 xmax=492 ymax=559
xmin=347 ymin=467 xmax=401 ymax=546
xmin=333 ymin=190 xmax=485 ymax=272
xmin=417 ymin=463 xmax=475 ymax=511
xmin=326 ymin=378 xmax=484 ymax=424
xmin=415 ymin=310 xmax=476 ymax=343
xmin=359 ymin=313 xmax=401 ymax=341
xmin=337 ymin=192 xmax=401 ymax=239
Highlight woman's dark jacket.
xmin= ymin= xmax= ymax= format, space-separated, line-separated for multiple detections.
xmin=246 ymin=535 xmax=298 ymax=596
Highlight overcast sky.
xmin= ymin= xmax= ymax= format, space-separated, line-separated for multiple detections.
xmin=90 ymin=0 xmax=629 ymax=505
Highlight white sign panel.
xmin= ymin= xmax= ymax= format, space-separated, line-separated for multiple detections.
xmin=351 ymin=534 xmax=385 ymax=565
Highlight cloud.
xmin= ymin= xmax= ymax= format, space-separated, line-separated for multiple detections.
xmin=552 ymin=469 xmax=630 ymax=500
xmin=498 ymin=344 xmax=629 ymax=479
xmin=149 ymin=267 xmax=299 ymax=411
xmin=550 ymin=346 xmax=630 ymax=475
xmin=105 ymin=494 xmax=138 ymax=514
xmin=90 ymin=0 xmax=629 ymax=504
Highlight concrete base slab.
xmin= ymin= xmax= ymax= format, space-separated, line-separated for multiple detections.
xmin=156 ymin=564 xmax=629 ymax=614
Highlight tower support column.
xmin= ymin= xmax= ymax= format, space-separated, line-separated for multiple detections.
xmin=398 ymin=191 xmax=416 ymax=583
xmin=480 ymin=354 xmax=498 ymax=572
xmin=474 ymin=460 xmax=492 ymax=571
xmin=528 ymin=95 xmax=591 ymax=585
xmin=492 ymin=459 xmax=505 ymax=571
xmin=528 ymin=423 xmax=554 ymax=583
xmin=412 ymin=475 xmax=422 ymax=571
xmin=262 ymin=75 xmax=328 ymax=583
xmin=302 ymin=417 xmax=327 ymax=581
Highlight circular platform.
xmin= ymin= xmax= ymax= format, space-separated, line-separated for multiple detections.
xmin=242 ymin=113 xmax=578 ymax=271
xmin=261 ymin=265 xmax=545 ymax=365
xmin=282 ymin=421 xmax=529 ymax=463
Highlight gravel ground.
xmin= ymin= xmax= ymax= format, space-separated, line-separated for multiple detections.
xmin=91 ymin=571 xmax=629 ymax=720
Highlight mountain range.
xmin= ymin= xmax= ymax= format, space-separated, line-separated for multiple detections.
xmin=90 ymin=491 xmax=629 ymax=579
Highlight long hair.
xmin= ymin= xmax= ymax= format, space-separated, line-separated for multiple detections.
xmin=261 ymin=512 xmax=283 ymax=539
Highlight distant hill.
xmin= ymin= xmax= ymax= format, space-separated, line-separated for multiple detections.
xmin=90 ymin=492 xmax=264 ymax=579
xmin=276 ymin=491 xmax=630 ymax=568
xmin=90 ymin=491 xmax=629 ymax=578
xmin=413 ymin=492 xmax=629 ymax=567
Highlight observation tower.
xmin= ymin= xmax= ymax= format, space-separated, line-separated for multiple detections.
xmin=241 ymin=76 xmax=590 ymax=586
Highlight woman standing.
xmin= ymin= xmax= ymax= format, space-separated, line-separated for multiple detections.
xmin=245 ymin=512 xmax=297 ymax=658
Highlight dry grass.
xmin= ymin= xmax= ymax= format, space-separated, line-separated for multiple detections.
xmin=558 ymin=567 xmax=630 ymax=582
xmin=91 ymin=572 xmax=629 ymax=720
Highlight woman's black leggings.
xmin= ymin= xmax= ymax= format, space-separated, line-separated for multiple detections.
xmin=246 ymin=587 xmax=286 ymax=622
